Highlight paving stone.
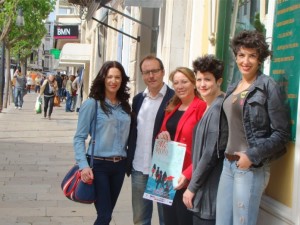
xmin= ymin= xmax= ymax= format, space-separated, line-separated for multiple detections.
xmin=0 ymin=93 xmax=160 ymax=225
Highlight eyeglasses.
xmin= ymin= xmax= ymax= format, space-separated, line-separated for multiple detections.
xmin=141 ymin=69 xmax=162 ymax=76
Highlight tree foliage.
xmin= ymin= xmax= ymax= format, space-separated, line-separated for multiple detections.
xmin=0 ymin=0 xmax=19 ymax=41
xmin=6 ymin=0 xmax=55 ymax=62
xmin=0 ymin=0 xmax=55 ymax=108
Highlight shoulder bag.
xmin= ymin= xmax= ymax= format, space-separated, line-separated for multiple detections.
xmin=61 ymin=99 xmax=98 ymax=204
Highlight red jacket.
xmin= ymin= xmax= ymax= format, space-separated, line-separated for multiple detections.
xmin=159 ymin=96 xmax=206 ymax=180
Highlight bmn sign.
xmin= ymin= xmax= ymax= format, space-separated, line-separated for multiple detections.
xmin=54 ymin=25 xmax=78 ymax=39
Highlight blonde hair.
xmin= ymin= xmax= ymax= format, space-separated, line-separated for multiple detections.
xmin=165 ymin=67 xmax=200 ymax=112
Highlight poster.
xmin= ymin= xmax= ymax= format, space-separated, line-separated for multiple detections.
xmin=143 ymin=139 xmax=186 ymax=206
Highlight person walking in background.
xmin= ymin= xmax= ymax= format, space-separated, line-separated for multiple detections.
xmin=34 ymin=74 xmax=42 ymax=93
xmin=56 ymin=72 xmax=63 ymax=100
xmin=65 ymin=75 xmax=75 ymax=112
xmin=40 ymin=74 xmax=58 ymax=120
xmin=215 ymin=30 xmax=290 ymax=225
xmin=13 ymin=67 xmax=26 ymax=110
xmin=73 ymin=61 xmax=131 ymax=225
xmin=61 ymin=75 xmax=68 ymax=102
xmin=157 ymin=67 xmax=207 ymax=225
xmin=182 ymin=55 xmax=225 ymax=225
xmin=127 ymin=55 xmax=174 ymax=225
xmin=26 ymin=74 xmax=33 ymax=93
xmin=72 ymin=67 xmax=84 ymax=112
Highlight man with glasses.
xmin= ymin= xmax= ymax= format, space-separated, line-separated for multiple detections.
xmin=127 ymin=55 xmax=174 ymax=225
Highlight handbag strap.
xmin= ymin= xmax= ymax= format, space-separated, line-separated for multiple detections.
xmin=89 ymin=99 xmax=98 ymax=168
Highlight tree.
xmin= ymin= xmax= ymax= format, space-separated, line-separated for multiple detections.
xmin=0 ymin=0 xmax=55 ymax=108
xmin=0 ymin=0 xmax=19 ymax=42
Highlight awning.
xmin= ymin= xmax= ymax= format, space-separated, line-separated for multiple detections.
xmin=59 ymin=43 xmax=91 ymax=64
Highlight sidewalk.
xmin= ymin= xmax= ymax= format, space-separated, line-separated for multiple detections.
xmin=0 ymin=93 xmax=158 ymax=225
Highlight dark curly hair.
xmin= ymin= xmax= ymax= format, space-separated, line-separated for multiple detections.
xmin=89 ymin=61 xmax=131 ymax=115
xmin=231 ymin=30 xmax=271 ymax=63
xmin=192 ymin=54 xmax=224 ymax=80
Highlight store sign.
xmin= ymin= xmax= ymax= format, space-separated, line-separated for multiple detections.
xmin=54 ymin=25 xmax=78 ymax=39
xmin=270 ymin=2 xmax=300 ymax=141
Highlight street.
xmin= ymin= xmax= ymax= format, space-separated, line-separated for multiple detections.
xmin=0 ymin=92 xmax=143 ymax=225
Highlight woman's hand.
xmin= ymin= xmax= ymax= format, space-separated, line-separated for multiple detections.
xmin=183 ymin=189 xmax=195 ymax=209
xmin=234 ymin=152 xmax=252 ymax=169
xmin=80 ymin=167 xmax=94 ymax=183
xmin=157 ymin=131 xmax=171 ymax=141
xmin=174 ymin=174 xmax=188 ymax=190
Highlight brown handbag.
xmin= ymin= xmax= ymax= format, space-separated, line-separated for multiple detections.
xmin=54 ymin=95 xmax=60 ymax=107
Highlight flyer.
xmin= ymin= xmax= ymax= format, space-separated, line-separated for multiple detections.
xmin=143 ymin=139 xmax=186 ymax=206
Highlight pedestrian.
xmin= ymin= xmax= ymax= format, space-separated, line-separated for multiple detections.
xmin=56 ymin=72 xmax=63 ymax=99
xmin=157 ymin=67 xmax=207 ymax=225
xmin=61 ymin=75 xmax=68 ymax=102
xmin=34 ymin=74 xmax=42 ymax=93
xmin=26 ymin=74 xmax=33 ymax=93
xmin=126 ymin=55 xmax=174 ymax=225
xmin=40 ymin=74 xmax=58 ymax=120
xmin=65 ymin=75 xmax=75 ymax=112
xmin=13 ymin=67 xmax=26 ymax=110
xmin=182 ymin=55 xmax=225 ymax=225
xmin=72 ymin=67 xmax=84 ymax=112
xmin=215 ymin=30 xmax=290 ymax=225
xmin=73 ymin=61 xmax=131 ymax=225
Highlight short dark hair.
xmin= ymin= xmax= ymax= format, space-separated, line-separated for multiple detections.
xmin=89 ymin=61 xmax=131 ymax=115
xmin=139 ymin=55 xmax=164 ymax=72
xmin=231 ymin=30 xmax=271 ymax=63
xmin=192 ymin=54 xmax=224 ymax=80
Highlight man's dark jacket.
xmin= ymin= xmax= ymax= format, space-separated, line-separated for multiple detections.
xmin=126 ymin=86 xmax=174 ymax=176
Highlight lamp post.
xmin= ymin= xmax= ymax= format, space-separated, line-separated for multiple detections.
xmin=0 ymin=8 xmax=25 ymax=113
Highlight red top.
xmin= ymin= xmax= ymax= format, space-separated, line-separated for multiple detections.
xmin=159 ymin=96 xmax=206 ymax=180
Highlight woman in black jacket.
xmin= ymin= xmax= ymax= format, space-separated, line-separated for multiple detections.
xmin=215 ymin=30 xmax=290 ymax=225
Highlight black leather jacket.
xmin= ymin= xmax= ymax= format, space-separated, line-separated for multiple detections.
xmin=218 ymin=72 xmax=290 ymax=166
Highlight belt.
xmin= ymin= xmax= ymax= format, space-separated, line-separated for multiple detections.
xmin=88 ymin=156 xmax=125 ymax=163
xmin=224 ymin=153 xmax=240 ymax=161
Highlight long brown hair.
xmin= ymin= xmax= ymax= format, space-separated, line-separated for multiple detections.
xmin=89 ymin=61 xmax=131 ymax=115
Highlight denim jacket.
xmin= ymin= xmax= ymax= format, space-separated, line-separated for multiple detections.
xmin=74 ymin=98 xmax=131 ymax=169
xmin=218 ymin=72 xmax=290 ymax=166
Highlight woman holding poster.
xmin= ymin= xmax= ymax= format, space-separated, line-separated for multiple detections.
xmin=157 ymin=67 xmax=206 ymax=225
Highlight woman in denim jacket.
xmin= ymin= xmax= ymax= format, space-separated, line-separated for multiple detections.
xmin=73 ymin=61 xmax=131 ymax=225
xmin=216 ymin=30 xmax=290 ymax=225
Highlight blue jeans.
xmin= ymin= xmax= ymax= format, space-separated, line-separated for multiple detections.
xmin=91 ymin=158 xmax=126 ymax=225
xmin=131 ymin=170 xmax=165 ymax=225
xmin=14 ymin=88 xmax=24 ymax=107
xmin=216 ymin=159 xmax=270 ymax=225
xmin=65 ymin=91 xmax=73 ymax=111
